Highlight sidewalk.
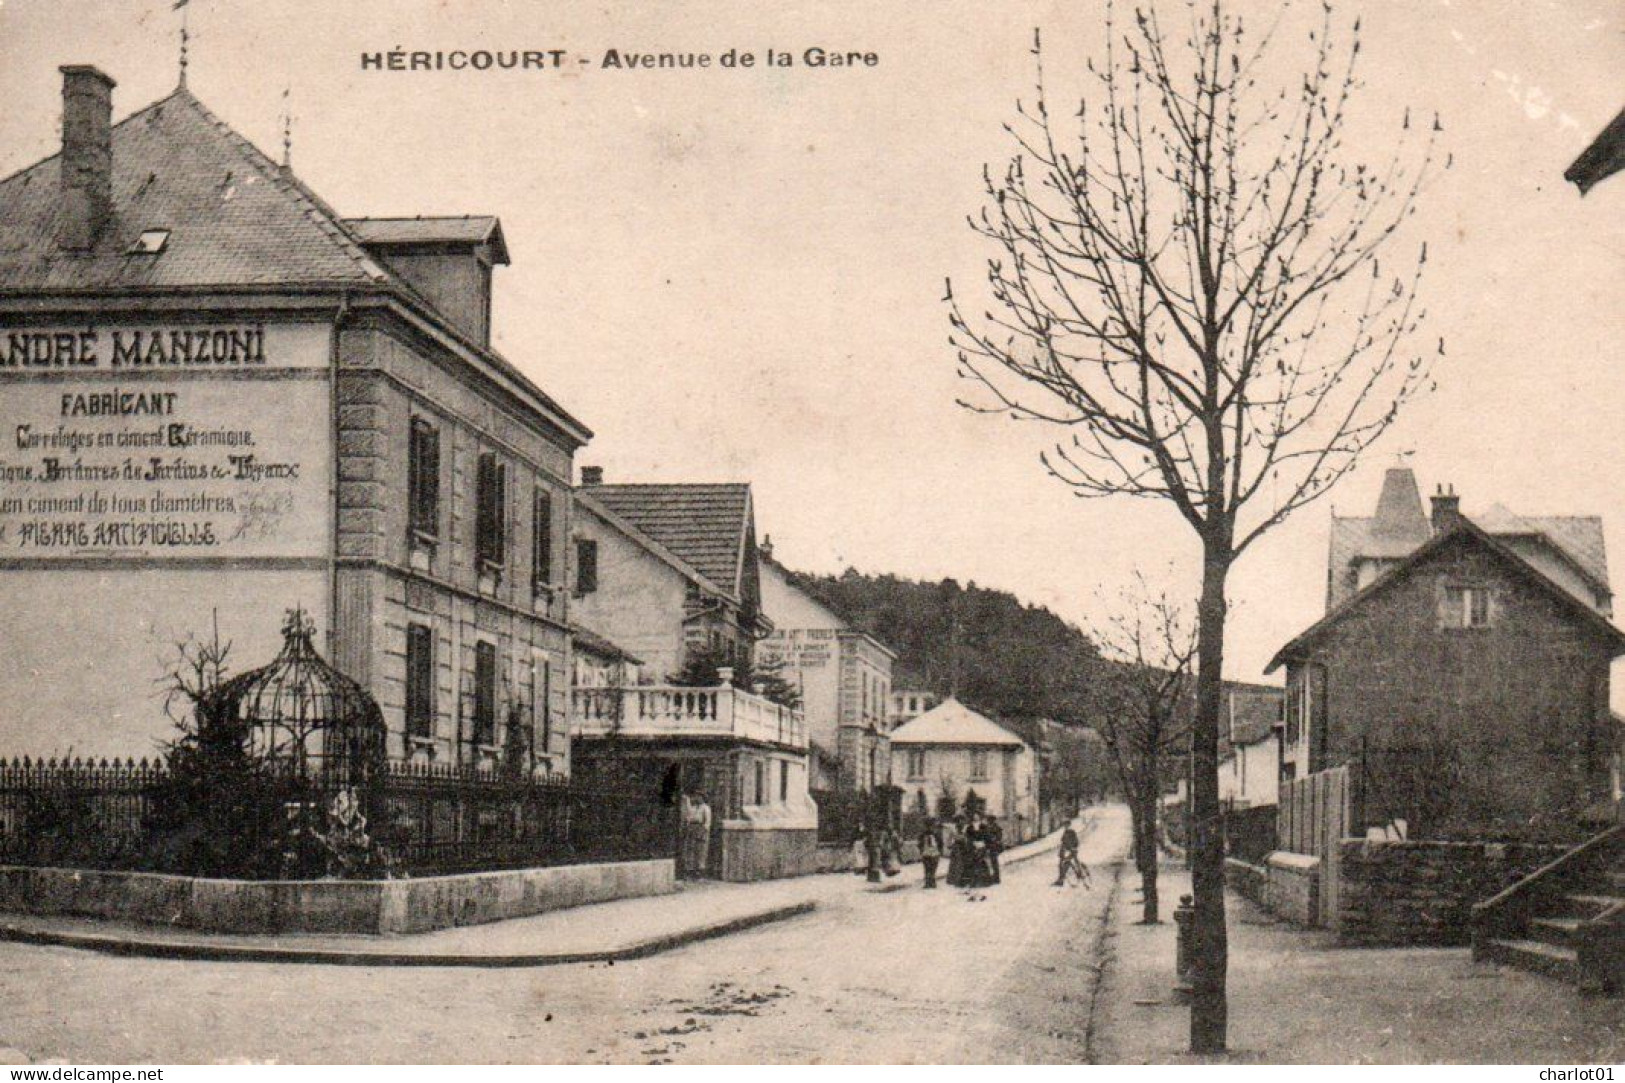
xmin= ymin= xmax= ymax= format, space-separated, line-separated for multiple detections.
xmin=1095 ymin=862 xmax=1625 ymax=1063
xmin=0 ymin=814 xmax=1084 ymax=968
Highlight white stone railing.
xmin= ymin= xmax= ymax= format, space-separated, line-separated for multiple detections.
xmin=571 ymin=684 xmax=807 ymax=749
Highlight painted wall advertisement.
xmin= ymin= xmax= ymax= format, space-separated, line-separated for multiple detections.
xmin=0 ymin=321 xmax=332 ymax=559
xmin=759 ymin=626 xmax=837 ymax=669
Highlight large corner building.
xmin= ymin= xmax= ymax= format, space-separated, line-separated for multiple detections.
xmin=0 ymin=68 xmax=589 ymax=771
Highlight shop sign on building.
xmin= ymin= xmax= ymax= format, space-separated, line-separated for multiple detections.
xmin=759 ymin=626 xmax=837 ymax=669
xmin=0 ymin=321 xmax=332 ymax=560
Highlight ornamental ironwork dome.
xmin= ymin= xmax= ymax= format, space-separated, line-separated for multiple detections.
xmin=205 ymin=609 xmax=387 ymax=786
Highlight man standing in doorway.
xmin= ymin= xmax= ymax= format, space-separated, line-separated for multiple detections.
xmin=681 ymin=792 xmax=712 ymax=878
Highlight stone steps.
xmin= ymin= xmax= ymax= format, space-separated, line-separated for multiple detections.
xmin=1529 ymin=916 xmax=1584 ymax=949
xmin=1483 ymin=848 xmax=1622 ymax=993
xmin=1483 ymin=937 xmax=1579 ymax=983
xmin=1559 ymin=892 xmax=1624 ymax=918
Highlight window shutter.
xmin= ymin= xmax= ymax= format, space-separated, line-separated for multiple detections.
xmin=408 ymin=419 xmax=440 ymax=540
xmin=476 ymin=453 xmax=506 ymax=569
xmin=576 ymin=538 xmax=599 ymax=595
xmin=494 ymin=462 xmax=507 ymax=564
xmin=474 ymin=641 xmax=497 ymax=746
xmin=532 ymin=489 xmax=553 ymax=590
xmin=405 ymin=623 xmax=435 ymax=738
xmin=535 ymin=657 xmax=552 ymax=758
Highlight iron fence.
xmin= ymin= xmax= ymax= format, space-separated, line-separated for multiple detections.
xmin=0 ymin=756 xmax=677 ymax=879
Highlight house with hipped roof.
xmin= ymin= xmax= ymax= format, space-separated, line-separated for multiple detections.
xmin=1270 ymin=468 xmax=1625 ymax=840
xmin=566 ymin=469 xmax=818 ymax=881
xmin=0 ymin=66 xmax=588 ymax=772
xmin=889 ymin=698 xmax=1041 ymax=843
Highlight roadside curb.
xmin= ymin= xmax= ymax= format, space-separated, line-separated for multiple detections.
xmin=0 ymin=900 xmax=817 ymax=969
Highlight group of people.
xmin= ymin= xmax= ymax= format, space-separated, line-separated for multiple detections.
xmin=852 ymin=812 xmax=1003 ymax=891
xmin=916 ymin=811 xmax=1004 ymax=892
xmin=853 ymin=814 xmax=1091 ymax=895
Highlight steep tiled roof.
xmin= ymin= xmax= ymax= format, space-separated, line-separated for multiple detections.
xmin=345 ymin=216 xmax=509 ymax=263
xmin=0 ymin=82 xmax=591 ymax=443
xmin=1227 ymin=687 xmax=1282 ymax=746
xmin=890 ymin=698 xmax=1027 ymax=748
xmin=1327 ymin=468 xmax=1432 ymax=608
xmin=1327 ymin=470 xmax=1610 ymax=611
xmin=1474 ymin=504 xmax=1609 ymax=596
xmin=0 ymin=87 xmax=388 ymax=291
xmin=576 ymin=491 xmax=734 ymax=601
xmin=586 ymin=483 xmax=752 ymax=594
xmin=1271 ymin=520 xmax=1625 ymax=673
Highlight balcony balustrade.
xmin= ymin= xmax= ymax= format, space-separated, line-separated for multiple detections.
xmin=571 ymin=683 xmax=807 ymax=750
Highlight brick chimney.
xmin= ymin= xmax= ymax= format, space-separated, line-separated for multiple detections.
xmin=58 ymin=66 xmax=116 ymax=252
xmin=580 ymin=465 xmax=603 ymax=486
xmin=1430 ymin=484 xmax=1463 ymax=534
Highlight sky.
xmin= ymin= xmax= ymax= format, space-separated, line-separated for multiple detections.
xmin=0 ymin=0 xmax=1620 ymax=688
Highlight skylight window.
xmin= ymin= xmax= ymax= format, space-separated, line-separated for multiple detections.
xmin=127 ymin=229 xmax=170 ymax=255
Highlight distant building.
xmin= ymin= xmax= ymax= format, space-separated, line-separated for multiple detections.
xmin=757 ymin=551 xmax=896 ymax=793
xmin=567 ymin=474 xmax=817 ymax=880
xmin=0 ymin=67 xmax=586 ymax=774
xmin=890 ymin=690 xmax=941 ymax=725
xmin=1217 ymin=686 xmax=1283 ymax=809
xmin=1270 ymin=478 xmax=1625 ymax=839
xmin=890 ymin=698 xmax=1040 ymax=843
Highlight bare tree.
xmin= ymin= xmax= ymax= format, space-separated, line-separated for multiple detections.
xmin=1089 ymin=573 xmax=1196 ymax=925
xmin=159 ymin=610 xmax=233 ymax=731
xmin=947 ymin=0 xmax=1439 ymax=1051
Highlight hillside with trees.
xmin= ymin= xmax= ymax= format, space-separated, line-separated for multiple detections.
xmin=780 ymin=567 xmax=1101 ymax=726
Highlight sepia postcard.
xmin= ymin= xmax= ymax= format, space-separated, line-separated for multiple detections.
xmin=0 ymin=0 xmax=1619 ymax=1070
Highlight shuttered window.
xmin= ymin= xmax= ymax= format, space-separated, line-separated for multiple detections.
xmin=575 ymin=538 xmax=599 ymax=596
xmin=473 ymin=641 xmax=498 ymax=746
xmin=405 ymin=623 xmax=435 ymax=738
xmin=532 ymin=488 xmax=553 ymax=592
xmin=534 ymin=656 xmax=553 ymax=759
xmin=475 ymin=452 xmax=507 ymax=570
xmin=407 ymin=417 xmax=440 ymax=541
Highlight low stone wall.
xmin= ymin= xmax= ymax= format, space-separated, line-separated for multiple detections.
xmin=1224 ymin=852 xmax=1320 ymax=926
xmin=1338 ymin=839 xmax=1566 ymax=947
xmin=1225 ymin=856 xmax=1268 ymax=905
xmin=0 ymin=859 xmax=676 ymax=935
xmin=1264 ymin=851 xmax=1320 ymax=925
xmin=716 ymin=826 xmax=821 ymax=881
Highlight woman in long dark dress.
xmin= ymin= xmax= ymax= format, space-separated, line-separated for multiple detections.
xmin=964 ymin=814 xmax=991 ymax=889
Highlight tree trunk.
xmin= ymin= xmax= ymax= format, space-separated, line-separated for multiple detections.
xmin=1139 ymin=796 xmax=1161 ymax=924
xmin=1188 ymin=536 xmax=1231 ymax=1054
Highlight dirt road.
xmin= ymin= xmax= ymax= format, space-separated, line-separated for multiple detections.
xmin=0 ymin=807 xmax=1128 ymax=1064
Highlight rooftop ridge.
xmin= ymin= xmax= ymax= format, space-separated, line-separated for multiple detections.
xmin=169 ymin=87 xmax=388 ymax=285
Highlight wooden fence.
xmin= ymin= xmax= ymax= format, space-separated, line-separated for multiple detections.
xmin=1277 ymin=765 xmax=1351 ymax=928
